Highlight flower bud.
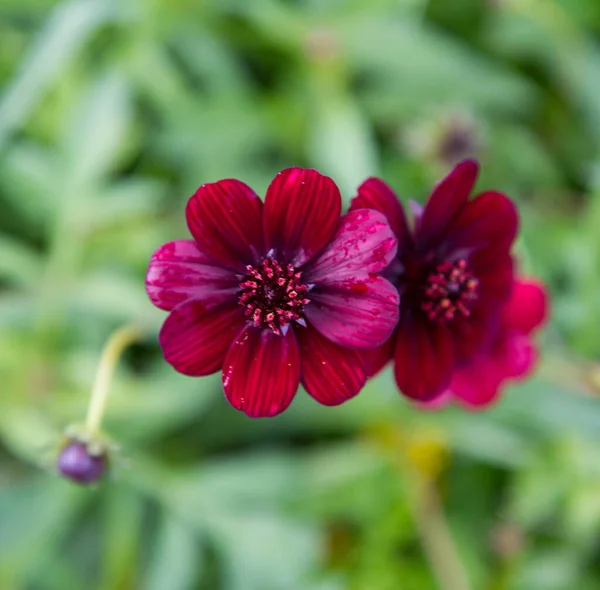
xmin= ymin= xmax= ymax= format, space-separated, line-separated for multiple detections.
xmin=57 ymin=439 xmax=107 ymax=485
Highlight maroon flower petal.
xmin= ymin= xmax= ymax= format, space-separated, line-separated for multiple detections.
xmin=297 ymin=322 xmax=366 ymax=406
xmin=146 ymin=240 xmax=239 ymax=311
xmin=503 ymin=279 xmax=549 ymax=334
xmin=443 ymin=191 xmax=518 ymax=256
xmin=304 ymin=209 xmax=398 ymax=283
xmin=417 ymin=159 xmax=479 ymax=251
xmin=222 ymin=326 xmax=301 ymax=418
xmin=305 ymin=275 xmax=400 ymax=349
xmin=363 ymin=337 xmax=395 ymax=377
xmin=186 ymin=179 xmax=264 ymax=272
xmin=350 ymin=178 xmax=413 ymax=251
xmin=159 ymin=301 xmax=246 ymax=376
xmin=449 ymin=361 xmax=504 ymax=409
xmin=471 ymin=251 xmax=514 ymax=310
xmin=393 ymin=314 xmax=455 ymax=401
xmin=450 ymin=307 xmax=496 ymax=367
xmin=263 ymin=168 xmax=341 ymax=266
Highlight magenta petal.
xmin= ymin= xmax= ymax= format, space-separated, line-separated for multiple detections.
xmin=417 ymin=159 xmax=479 ymax=251
xmin=443 ymin=190 xmax=518 ymax=255
xmin=222 ymin=326 xmax=301 ymax=418
xmin=304 ymin=209 xmax=398 ymax=283
xmin=305 ymin=276 xmax=399 ymax=349
xmin=263 ymin=168 xmax=341 ymax=266
xmin=504 ymin=333 xmax=537 ymax=378
xmin=159 ymin=301 xmax=246 ymax=376
xmin=449 ymin=362 xmax=503 ymax=409
xmin=186 ymin=179 xmax=264 ymax=272
xmin=503 ymin=279 xmax=549 ymax=334
xmin=350 ymin=178 xmax=413 ymax=251
xmin=146 ymin=240 xmax=239 ymax=311
xmin=297 ymin=323 xmax=366 ymax=406
xmin=393 ymin=314 xmax=455 ymax=401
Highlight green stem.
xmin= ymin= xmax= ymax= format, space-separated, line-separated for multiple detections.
xmin=408 ymin=473 xmax=471 ymax=590
xmin=84 ymin=324 xmax=141 ymax=438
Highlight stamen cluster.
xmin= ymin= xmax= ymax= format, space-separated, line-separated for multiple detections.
xmin=238 ymin=258 xmax=310 ymax=335
xmin=421 ymin=259 xmax=479 ymax=322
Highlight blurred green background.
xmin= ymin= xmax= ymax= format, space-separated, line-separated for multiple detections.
xmin=2 ymin=0 xmax=600 ymax=588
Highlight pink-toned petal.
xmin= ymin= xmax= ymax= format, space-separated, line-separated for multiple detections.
xmin=504 ymin=332 xmax=538 ymax=378
xmin=350 ymin=178 xmax=413 ymax=251
xmin=393 ymin=314 xmax=455 ymax=401
xmin=449 ymin=361 xmax=504 ymax=409
xmin=186 ymin=179 xmax=264 ymax=272
xmin=304 ymin=209 xmax=398 ymax=283
xmin=305 ymin=276 xmax=400 ymax=349
xmin=443 ymin=191 xmax=518 ymax=256
xmin=363 ymin=337 xmax=395 ymax=377
xmin=417 ymin=159 xmax=479 ymax=251
xmin=146 ymin=240 xmax=239 ymax=311
xmin=503 ymin=279 xmax=549 ymax=334
xmin=222 ymin=326 xmax=301 ymax=418
xmin=263 ymin=168 xmax=341 ymax=266
xmin=297 ymin=323 xmax=366 ymax=406
xmin=414 ymin=390 xmax=453 ymax=411
xmin=159 ymin=301 xmax=246 ymax=376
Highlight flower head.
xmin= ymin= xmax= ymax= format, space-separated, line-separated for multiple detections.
xmin=431 ymin=277 xmax=549 ymax=409
xmin=146 ymin=168 xmax=399 ymax=417
xmin=352 ymin=160 xmax=518 ymax=401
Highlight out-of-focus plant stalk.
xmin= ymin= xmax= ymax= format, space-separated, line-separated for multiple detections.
xmin=85 ymin=324 xmax=141 ymax=437
xmin=407 ymin=473 xmax=471 ymax=590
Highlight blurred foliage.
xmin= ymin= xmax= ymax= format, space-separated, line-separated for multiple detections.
xmin=2 ymin=0 xmax=600 ymax=588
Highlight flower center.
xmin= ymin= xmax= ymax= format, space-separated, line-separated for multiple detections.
xmin=421 ymin=259 xmax=479 ymax=322
xmin=238 ymin=258 xmax=310 ymax=335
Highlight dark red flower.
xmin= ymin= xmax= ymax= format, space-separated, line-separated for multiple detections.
xmin=422 ymin=277 xmax=549 ymax=409
xmin=352 ymin=160 xmax=518 ymax=401
xmin=146 ymin=168 xmax=399 ymax=417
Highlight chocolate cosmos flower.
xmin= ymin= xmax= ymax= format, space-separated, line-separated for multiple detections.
xmin=146 ymin=168 xmax=399 ymax=417
xmin=351 ymin=160 xmax=518 ymax=401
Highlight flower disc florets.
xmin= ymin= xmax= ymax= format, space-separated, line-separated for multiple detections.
xmin=238 ymin=259 xmax=310 ymax=335
xmin=421 ymin=259 xmax=479 ymax=322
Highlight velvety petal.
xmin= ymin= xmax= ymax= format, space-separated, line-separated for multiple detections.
xmin=350 ymin=178 xmax=413 ymax=251
xmin=263 ymin=168 xmax=341 ymax=266
xmin=222 ymin=326 xmax=301 ymax=418
xmin=304 ymin=209 xmax=398 ymax=283
xmin=393 ymin=314 xmax=455 ymax=401
xmin=186 ymin=179 xmax=264 ymax=272
xmin=159 ymin=301 xmax=246 ymax=376
xmin=414 ymin=391 xmax=453 ymax=410
xmin=443 ymin=191 xmax=518 ymax=256
xmin=146 ymin=240 xmax=239 ymax=311
xmin=503 ymin=279 xmax=548 ymax=334
xmin=305 ymin=276 xmax=400 ymax=349
xmin=450 ymin=307 xmax=497 ymax=367
xmin=363 ymin=337 xmax=395 ymax=377
xmin=504 ymin=333 xmax=538 ymax=378
xmin=297 ymin=322 xmax=366 ymax=406
xmin=449 ymin=360 xmax=504 ymax=408
xmin=471 ymin=251 xmax=514 ymax=311
xmin=416 ymin=159 xmax=479 ymax=252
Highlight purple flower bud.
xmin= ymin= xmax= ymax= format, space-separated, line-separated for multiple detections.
xmin=57 ymin=440 xmax=107 ymax=485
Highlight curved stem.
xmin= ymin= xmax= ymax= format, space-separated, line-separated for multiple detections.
xmin=408 ymin=473 xmax=471 ymax=590
xmin=85 ymin=324 xmax=142 ymax=438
